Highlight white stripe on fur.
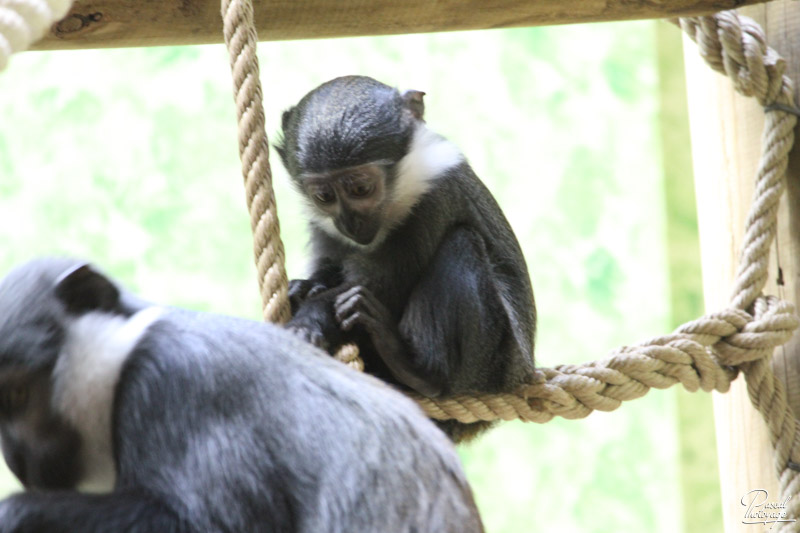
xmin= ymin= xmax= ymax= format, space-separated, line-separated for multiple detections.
xmin=52 ymin=306 xmax=164 ymax=493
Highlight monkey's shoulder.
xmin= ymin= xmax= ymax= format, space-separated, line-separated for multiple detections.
xmin=121 ymin=308 xmax=425 ymax=410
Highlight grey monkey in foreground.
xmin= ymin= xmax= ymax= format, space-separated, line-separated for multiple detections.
xmin=278 ymin=75 xmax=538 ymax=442
xmin=0 ymin=257 xmax=484 ymax=533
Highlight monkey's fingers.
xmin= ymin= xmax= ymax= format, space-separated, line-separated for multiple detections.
xmin=338 ymin=311 xmax=364 ymax=332
xmin=334 ymin=285 xmax=364 ymax=304
xmin=306 ymin=283 xmax=328 ymax=299
xmin=334 ymin=287 xmax=385 ymax=330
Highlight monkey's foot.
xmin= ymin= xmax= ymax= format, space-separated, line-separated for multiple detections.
xmin=286 ymin=325 xmax=329 ymax=351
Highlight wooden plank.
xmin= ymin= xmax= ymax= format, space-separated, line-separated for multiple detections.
xmin=682 ymin=3 xmax=800 ymax=531
xmin=31 ymin=0 xmax=768 ymax=51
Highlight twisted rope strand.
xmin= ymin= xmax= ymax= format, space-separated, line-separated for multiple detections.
xmin=679 ymin=13 xmax=800 ymax=528
xmin=221 ymin=0 xmax=290 ymax=324
xmin=409 ymin=297 xmax=796 ymax=422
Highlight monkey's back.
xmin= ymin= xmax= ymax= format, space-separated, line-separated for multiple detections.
xmin=114 ymin=309 xmax=484 ymax=533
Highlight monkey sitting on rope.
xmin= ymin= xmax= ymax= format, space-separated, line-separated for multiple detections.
xmin=278 ymin=75 xmax=538 ymax=443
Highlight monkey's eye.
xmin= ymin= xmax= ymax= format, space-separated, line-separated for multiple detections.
xmin=349 ymin=182 xmax=374 ymax=198
xmin=306 ymin=183 xmax=335 ymax=205
xmin=313 ymin=189 xmax=336 ymax=204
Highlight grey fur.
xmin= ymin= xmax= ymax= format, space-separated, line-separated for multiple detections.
xmin=0 ymin=257 xmax=484 ymax=533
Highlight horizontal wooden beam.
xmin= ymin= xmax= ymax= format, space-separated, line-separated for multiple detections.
xmin=32 ymin=0 xmax=767 ymax=51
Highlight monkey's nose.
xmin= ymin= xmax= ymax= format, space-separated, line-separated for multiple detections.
xmin=338 ymin=214 xmax=377 ymax=245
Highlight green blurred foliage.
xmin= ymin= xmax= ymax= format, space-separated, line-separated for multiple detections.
xmin=0 ymin=20 xmax=716 ymax=532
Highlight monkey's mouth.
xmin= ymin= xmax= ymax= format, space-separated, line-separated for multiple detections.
xmin=336 ymin=219 xmax=379 ymax=245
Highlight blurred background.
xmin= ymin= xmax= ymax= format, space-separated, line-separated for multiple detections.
xmin=0 ymin=20 xmax=722 ymax=532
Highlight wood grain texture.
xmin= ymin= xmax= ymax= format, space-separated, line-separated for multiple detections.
xmin=682 ymin=3 xmax=800 ymax=531
xmin=31 ymin=0 xmax=766 ymax=50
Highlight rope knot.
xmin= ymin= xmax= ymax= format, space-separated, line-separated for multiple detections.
xmin=681 ymin=12 xmax=787 ymax=105
xmin=713 ymin=295 xmax=799 ymax=366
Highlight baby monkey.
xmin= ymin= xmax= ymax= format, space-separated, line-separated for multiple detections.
xmin=278 ymin=76 xmax=538 ymax=441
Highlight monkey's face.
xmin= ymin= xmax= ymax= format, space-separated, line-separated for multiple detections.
xmin=300 ymin=162 xmax=389 ymax=245
xmin=0 ymin=369 xmax=83 ymax=490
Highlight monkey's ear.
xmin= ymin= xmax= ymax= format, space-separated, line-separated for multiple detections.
xmin=280 ymin=107 xmax=295 ymax=131
xmin=54 ymin=264 xmax=120 ymax=314
xmin=275 ymin=107 xmax=296 ymax=165
xmin=402 ymin=90 xmax=425 ymax=121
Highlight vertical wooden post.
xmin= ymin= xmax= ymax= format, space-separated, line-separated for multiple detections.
xmin=682 ymin=4 xmax=800 ymax=531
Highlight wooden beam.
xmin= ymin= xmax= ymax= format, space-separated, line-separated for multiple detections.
xmin=32 ymin=0 xmax=768 ymax=51
xmin=683 ymin=3 xmax=800 ymax=531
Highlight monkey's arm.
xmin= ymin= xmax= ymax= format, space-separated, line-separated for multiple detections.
xmin=0 ymin=491 xmax=186 ymax=533
xmin=336 ymin=227 xmax=518 ymax=396
xmin=335 ymin=286 xmax=442 ymax=396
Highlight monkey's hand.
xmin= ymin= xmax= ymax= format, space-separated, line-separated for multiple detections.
xmin=335 ymin=286 xmax=442 ymax=397
xmin=286 ymin=289 xmax=346 ymax=353
xmin=334 ymin=286 xmax=395 ymax=336
xmin=288 ymin=279 xmax=328 ymax=314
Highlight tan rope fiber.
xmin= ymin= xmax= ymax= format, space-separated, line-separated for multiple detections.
xmin=221 ymin=0 xmax=290 ymax=324
xmin=679 ymin=14 xmax=800 ymax=528
xmin=409 ymin=297 xmax=797 ymax=422
xmin=221 ymin=3 xmax=800 ymax=522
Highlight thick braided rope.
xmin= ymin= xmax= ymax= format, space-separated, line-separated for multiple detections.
xmin=221 ymin=0 xmax=290 ymax=324
xmin=409 ymin=297 xmax=797 ymax=422
xmin=680 ymin=12 xmax=800 ymax=529
xmin=679 ymin=13 xmax=797 ymax=310
xmin=0 ymin=0 xmax=72 ymax=71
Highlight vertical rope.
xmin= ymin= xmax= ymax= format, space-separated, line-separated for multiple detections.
xmin=678 ymin=12 xmax=800 ymax=530
xmin=221 ymin=0 xmax=290 ymax=324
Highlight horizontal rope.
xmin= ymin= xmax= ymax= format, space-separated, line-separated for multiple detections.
xmin=410 ymin=296 xmax=796 ymax=423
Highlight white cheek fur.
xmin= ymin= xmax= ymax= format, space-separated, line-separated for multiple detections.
xmin=386 ymin=125 xmax=463 ymax=228
xmin=52 ymin=306 xmax=164 ymax=493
